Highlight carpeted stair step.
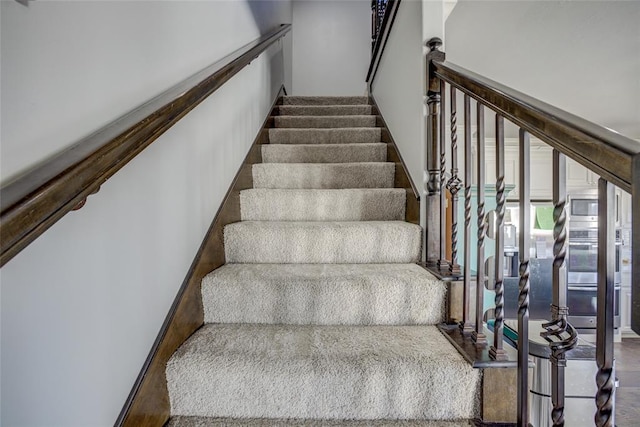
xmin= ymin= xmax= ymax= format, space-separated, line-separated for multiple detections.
xmin=269 ymin=128 xmax=382 ymax=145
xmin=240 ymin=188 xmax=405 ymax=221
xmin=277 ymin=105 xmax=374 ymax=116
xmin=201 ymin=263 xmax=445 ymax=325
xmin=166 ymin=324 xmax=481 ymax=420
xmin=252 ymin=163 xmax=394 ymax=189
xmin=282 ymin=96 xmax=370 ymax=105
xmin=167 ymin=416 xmax=476 ymax=426
xmin=261 ymin=143 xmax=386 ymax=163
xmin=274 ymin=115 xmax=377 ymax=128
xmin=224 ymin=221 xmax=421 ymax=263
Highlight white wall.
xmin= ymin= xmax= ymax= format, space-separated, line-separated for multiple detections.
xmin=371 ymin=0 xmax=425 ymax=214
xmin=0 ymin=1 xmax=291 ymax=426
xmin=292 ymin=0 xmax=371 ymax=95
xmin=445 ymin=0 xmax=640 ymax=139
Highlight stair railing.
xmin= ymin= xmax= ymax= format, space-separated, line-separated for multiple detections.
xmin=366 ymin=0 xmax=400 ymax=85
xmin=0 ymin=24 xmax=291 ymax=268
xmin=426 ymin=37 xmax=640 ymax=427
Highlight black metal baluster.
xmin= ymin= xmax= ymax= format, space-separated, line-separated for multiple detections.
xmin=437 ymin=80 xmax=449 ymax=271
xmin=472 ymin=103 xmax=487 ymax=346
xmin=541 ymin=149 xmax=578 ymax=427
xmin=632 ymin=155 xmax=640 ymax=334
xmin=595 ymin=178 xmax=616 ymax=427
xmin=518 ymin=129 xmax=531 ymax=426
xmin=490 ymin=114 xmax=507 ymax=360
xmin=447 ymin=86 xmax=462 ymax=275
xmin=461 ymin=94 xmax=473 ymax=332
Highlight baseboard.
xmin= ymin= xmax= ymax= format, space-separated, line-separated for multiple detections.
xmin=115 ymin=85 xmax=285 ymax=427
xmin=368 ymin=94 xmax=420 ymax=225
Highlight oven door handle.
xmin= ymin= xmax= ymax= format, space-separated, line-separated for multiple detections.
xmin=568 ymin=286 xmax=597 ymax=292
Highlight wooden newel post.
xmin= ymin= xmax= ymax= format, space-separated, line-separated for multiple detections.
xmin=425 ymin=37 xmax=445 ymax=267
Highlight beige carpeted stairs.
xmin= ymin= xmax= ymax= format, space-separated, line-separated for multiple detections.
xmin=166 ymin=96 xmax=481 ymax=426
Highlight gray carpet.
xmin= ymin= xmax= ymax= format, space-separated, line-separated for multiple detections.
xmin=166 ymin=95 xmax=479 ymax=425
xmin=261 ymin=143 xmax=387 ymax=163
xmin=223 ymin=221 xmax=422 ymax=264
xmin=239 ymin=188 xmax=405 ymax=221
xmin=201 ymin=264 xmax=446 ymax=325
xmin=269 ymin=128 xmax=382 ymax=144
xmin=278 ymin=105 xmax=374 ymax=116
xmin=282 ymin=96 xmax=370 ymax=105
xmin=166 ymin=325 xmax=481 ymax=420
xmin=274 ymin=115 xmax=377 ymax=128
xmin=252 ymin=163 xmax=395 ymax=189
xmin=167 ymin=417 xmax=475 ymax=427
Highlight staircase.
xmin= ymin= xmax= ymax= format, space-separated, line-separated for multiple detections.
xmin=165 ymin=96 xmax=481 ymax=426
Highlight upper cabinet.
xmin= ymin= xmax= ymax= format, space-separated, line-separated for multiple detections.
xmin=461 ymin=134 xmax=608 ymax=202
xmin=481 ymin=139 xmax=553 ymax=201
xmin=566 ymin=158 xmax=599 ymax=190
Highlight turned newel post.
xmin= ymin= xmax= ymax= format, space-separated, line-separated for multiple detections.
xmin=425 ymin=37 xmax=445 ymax=267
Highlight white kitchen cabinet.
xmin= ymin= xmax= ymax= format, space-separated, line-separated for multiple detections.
xmin=468 ymin=137 xmax=605 ymax=201
xmin=566 ymin=158 xmax=599 ymax=189
xmin=488 ymin=140 xmax=553 ymax=201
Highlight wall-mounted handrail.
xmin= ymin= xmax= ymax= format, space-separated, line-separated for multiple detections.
xmin=366 ymin=0 xmax=401 ymax=84
xmin=0 ymin=24 xmax=292 ymax=267
xmin=425 ymin=37 xmax=639 ymax=427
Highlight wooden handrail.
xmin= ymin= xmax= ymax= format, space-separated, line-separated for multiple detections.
xmin=433 ymin=59 xmax=640 ymax=193
xmin=0 ymin=24 xmax=291 ymax=267
xmin=366 ymin=0 xmax=401 ymax=84
xmin=425 ymin=38 xmax=639 ymax=426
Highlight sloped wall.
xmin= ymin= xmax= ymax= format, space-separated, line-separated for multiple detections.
xmin=370 ymin=0 xmax=425 ymax=219
xmin=0 ymin=1 xmax=291 ymax=425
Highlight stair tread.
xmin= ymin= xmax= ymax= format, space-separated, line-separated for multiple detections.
xmin=224 ymin=220 xmax=421 ymax=264
xmin=167 ymin=416 xmax=475 ymax=426
xmin=240 ymin=188 xmax=405 ymax=221
xmin=202 ymin=263 xmax=445 ymax=325
xmin=269 ymin=128 xmax=382 ymax=144
xmin=252 ymin=162 xmax=395 ymax=189
xmin=167 ymin=324 xmax=481 ymax=419
xmin=282 ymin=96 xmax=370 ymax=105
xmin=261 ymin=143 xmax=387 ymax=163
xmin=278 ymin=105 xmax=374 ymax=116
xmin=274 ymin=116 xmax=378 ymax=128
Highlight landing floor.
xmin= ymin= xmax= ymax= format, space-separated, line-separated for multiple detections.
xmin=616 ymin=337 xmax=640 ymax=426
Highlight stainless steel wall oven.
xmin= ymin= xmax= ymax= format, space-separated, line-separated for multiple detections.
xmin=566 ymin=192 xmax=621 ymax=330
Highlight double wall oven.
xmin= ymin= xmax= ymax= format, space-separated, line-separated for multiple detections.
xmin=566 ymin=193 xmax=621 ymax=330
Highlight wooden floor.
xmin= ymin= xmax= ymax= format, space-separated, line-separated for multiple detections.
xmin=615 ymin=337 xmax=640 ymax=426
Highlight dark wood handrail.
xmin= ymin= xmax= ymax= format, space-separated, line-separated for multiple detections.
xmin=433 ymin=59 xmax=640 ymax=193
xmin=0 ymin=24 xmax=291 ymax=267
xmin=366 ymin=0 xmax=401 ymax=84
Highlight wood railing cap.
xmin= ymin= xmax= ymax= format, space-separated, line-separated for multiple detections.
xmin=432 ymin=59 xmax=640 ymax=193
xmin=0 ymin=23 xmax=291 ymax=267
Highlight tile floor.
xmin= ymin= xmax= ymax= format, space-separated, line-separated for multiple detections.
xmin=615 ymin=337 xmax=640 ymax=426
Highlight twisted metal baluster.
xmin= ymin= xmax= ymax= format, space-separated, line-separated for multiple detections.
xmin=595 ymin=178 xmax=616 ymax=427
xmin=596 ymin=367 xmax=616 ymax=427
xmin=437 ymin=80 xmax=449 ymax=271
xmin=472 ymin=103 xmax=487 ymax=346
xmin=517 ymin=129 xmax=531 ymax=426
xmin=447 ymin=86 xmax=462 ymax=275
xmin=541 ymin=150 xmax=578 ymax=427
xmin=490 ymin=114 xmax=507 ymax=361
xmin=460 ymin=94 xmax=473 ymax=332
